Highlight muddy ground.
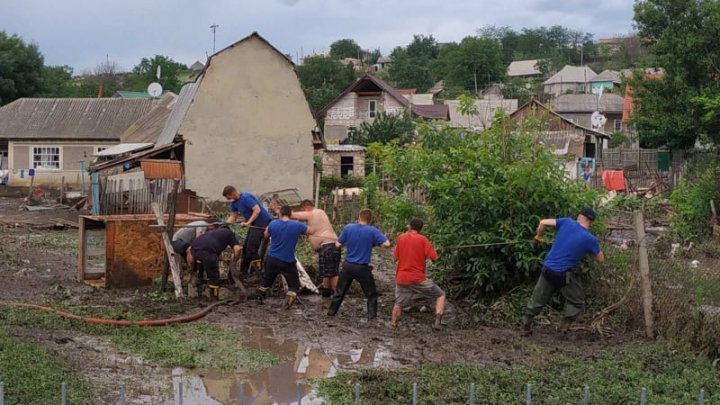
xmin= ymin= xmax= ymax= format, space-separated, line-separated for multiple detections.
xmin=0 ymin=188 xmax=636 ymax=404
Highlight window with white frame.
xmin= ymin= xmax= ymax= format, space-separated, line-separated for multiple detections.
xmin=32 ymin=146 xmax=60 ymax=169
xmin=613 ymin=119 xmax=623 ymax=132
xmin=368 ymin=100 xmax=377 ymax=118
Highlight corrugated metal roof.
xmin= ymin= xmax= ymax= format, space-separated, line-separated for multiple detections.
xmin=95 ymin=143 xmax=154 ymax=156
xmin=543 ymin=65 xmax=597 ymax=85
xmin=120 ymin=93 xmax=177 ymax=143
xmin=0 ymin=98 xmax=157 ymax=140
xmin=114 ymin=91 xmax=154 ymax=99
xmin=507 ymin=59 xmax=543 ymax=77
xmin=325 ymin=145 xmax=365 ymax=152
xmin=140 ymin=159 xmax=182 ymax=179
xmin=552 ymin=94 xmax=625 ymax=113
xmin=156 ymin=77 xmax=202 ymax=145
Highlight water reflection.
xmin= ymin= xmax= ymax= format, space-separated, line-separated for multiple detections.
xmin=171 ymin=326 xmax=394 ymax=405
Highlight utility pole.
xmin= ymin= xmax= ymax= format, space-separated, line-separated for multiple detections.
xmin=209 ymin=23 xmax=219 ymax=53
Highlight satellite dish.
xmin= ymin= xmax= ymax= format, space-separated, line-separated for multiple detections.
xmin=590 ymin=111 xmax=607 ymax=129
xmin=147 ymin=82 xmax=163 ymax=98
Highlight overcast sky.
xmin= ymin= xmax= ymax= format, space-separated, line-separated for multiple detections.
xmin=0 ymin=0 xmax=635 ymax=74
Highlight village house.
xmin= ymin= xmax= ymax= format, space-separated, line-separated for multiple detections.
xmin=550 ymin=93 xmax=625 ymax=133
xmin=445 ymin=98 xmax=519 ymax=130
xmin=589 ymin=69 xmax=622 ymax=92
xmin=91 ymin=32 xmax=317 ymax=203
xmin=507 ymin=59 xmax=544 ymax=79
xmin=321 ymin=144 xmax=366 ymax=178
xmin=0 ymin=98 xmax=158 ymax=188
xmin=543 ymin=65 xmax=597 ymax=96
xmin=318 ymin=74 xmax=450 ymax=143
xmin=511 ymin=97 xmax=610 ymax=178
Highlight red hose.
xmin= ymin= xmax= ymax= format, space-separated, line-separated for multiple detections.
xmin=0 ymin=300 xmax=231 ymax=327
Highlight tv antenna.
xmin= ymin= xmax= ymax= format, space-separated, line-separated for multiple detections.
xmin=210 ymin=23 xmax=219 ymax=53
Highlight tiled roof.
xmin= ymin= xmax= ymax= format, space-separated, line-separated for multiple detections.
xmin=0 ymin=98 xmax=157 ymax=140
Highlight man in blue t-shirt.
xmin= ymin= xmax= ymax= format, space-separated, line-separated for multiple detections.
xmin=328 ymin=208 xmax=391 ymax=320
xmin=522 ymin=207 xmax=605 ymax=336
xmin=222 ymin=185 xmax=272 ymax=276
xmin=257 ymin=205 xmax=314 ymax=307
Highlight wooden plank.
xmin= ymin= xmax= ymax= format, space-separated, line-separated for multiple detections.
xmin=105 ymin=221 xmax=115 ymax=289
xmin=77 ymin=216 xmax=86 ymax=282
xmin=152 ymin=202 xmax=184 ymax=298
xmin=161 ymin=179 xmax=180 ymax=292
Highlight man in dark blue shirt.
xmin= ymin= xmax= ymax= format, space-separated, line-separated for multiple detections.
xmin=258 ymin=205 xmax=314 ymax=308
xmin=328 ymin=208 xmax=390 ymax=320
xmin=187 ymin=226 xmax=242 ymax=300
xmin=522 ymin=207 xmax=605 ymax=336
xmin=222 ymin=185 xmax=272 ymax=276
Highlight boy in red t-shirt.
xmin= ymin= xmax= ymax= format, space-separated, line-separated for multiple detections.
xmin=391 ymin=218 xmax=445 ymax=330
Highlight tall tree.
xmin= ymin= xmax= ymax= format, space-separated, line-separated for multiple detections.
xmin=440 ymin=36 xmax=505 ymax=94
xmin=0 ymin=31 xmax=44 ymax=105
xmin=130 ymin=55 xmax=188 ymax=94
xmin=388 ymin=35 xmax=440 ymax=92
xmin=632 ymin=0 xmax=720 ymax=147
xmin=37 ymin=65 xmax=75 ymax=97
xmin=329 ymin=39 xmax=363 ymax=60
xmin=296 ymin=55 xmax=357 ymax=112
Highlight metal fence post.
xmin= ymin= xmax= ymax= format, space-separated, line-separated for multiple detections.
xmin=239 ymin=381 xmax=245 ymax=405
xmin=296 ymin=381 xmax=302 ymax=405
xmin=468 ymin=382 xmax=475 ymax=405
xmin=355 ymin=383 xmax=361 ymax=405
xmin=119 ymin=384 xmax=126 ymax=405
xmin=640 ymin=388 xmax=647 ymax=405
xmin=177 ymin=381 xmax=183 ymax=405
xmin=61 ymin=382 xmax=67 ymax=405
xmin=583 ymin=385 xmax=589 ymax=405
xmin=525 ymin=384 xmax=532 ymax=405
xmin=698 ymin=388 xmax=705 ymax=405
xmin=412 ymin=382 xmax=418 ymax=405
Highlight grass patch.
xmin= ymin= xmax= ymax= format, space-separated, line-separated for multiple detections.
xmin=318 ymin=343 xmax=719 ymax=404
xmin=0 ymin=305 xmax=282 ymax=371
xmin=0 ymin=328 xmax=91 ymax=405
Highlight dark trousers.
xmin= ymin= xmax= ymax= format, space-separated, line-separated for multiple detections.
xmin=328 ymin=262 xmax=378 ymax=318
xmin=524 ymin=268 xmax=585 ymax=320
xmin=192 ymin=250 xmax=220 ymax=286
xmin=240 ymin=219 xmax=270 ymax=274
xmin=261 ymin=255 xmax=301 ymax=294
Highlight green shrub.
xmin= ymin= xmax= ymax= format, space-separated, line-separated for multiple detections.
xmin=669 ymin=155 xmax=720 ymax=242
xmin=373 ymin=113 xmax=599 ymax=298
xmin=319 ymin=175 xmax=364 ymax=197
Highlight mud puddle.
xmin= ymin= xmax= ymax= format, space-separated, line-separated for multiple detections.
xmin=170 ymin=326 xmax=396 ymax=405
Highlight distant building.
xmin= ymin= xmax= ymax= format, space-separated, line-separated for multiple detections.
xmin=507 ymin=59 xmax=544 ymax=78
xmin=445 ymin=98 xmax=519 ymax=130
xmin=543 ymin=65 xmax=597 ymax=96
xmin=190 ymin=61 xmax=205 ymax=71
xmin=551 ymin=93 xmax=625 ymax=133
xmin=590 ymin=70 xmax=622 ymax=92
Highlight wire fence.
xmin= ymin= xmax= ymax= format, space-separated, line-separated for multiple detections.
xmin=601 ymin=207 xmax=720 ymax=352
xmin=0 ymin=380 xmax=710 ymax=405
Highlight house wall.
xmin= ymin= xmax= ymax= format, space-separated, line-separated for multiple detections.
xmin=181 ymin=36 xmax=315 ymax=200
xmin=558 ymin=112 xmax=623 ymax=133
xmin=322 ymin=151 xmax=366 ymax=178
xmin=544 ymin=82 xmax=588 ymax=96
xmin=323 ymin=92 xmax=408 ymax=143
xmin=7 ymin=141 xmax=117 ymax=188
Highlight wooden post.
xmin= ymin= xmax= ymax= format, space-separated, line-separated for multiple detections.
xmin=26 ymin=173 xmax=35 ymax=200
xmin=152 ymin=202 xmax=184 ymax=298
xmin=77 ymin=216 xmax=86 ymax=282
xmin=60 ymin=176 xmax=65 ymax=205
xmin=314 ymin=170 xmax=321 ymax=208
xmin=633 ymin=208 xmax=654 ymax=338
xmin=161 ymin=180 xmax=181 ymax=292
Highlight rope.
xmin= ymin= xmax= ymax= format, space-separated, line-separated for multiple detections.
xmin=0 ymin=299 xmax=232 ymax=327
xmin=440 ymin=240 xmax=533 ymax=250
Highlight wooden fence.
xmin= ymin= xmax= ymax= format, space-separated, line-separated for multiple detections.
xmin=602 ymin=148 xmax=686 ymax=191
xmin=99 ymin=177 xmax=177 ymax=215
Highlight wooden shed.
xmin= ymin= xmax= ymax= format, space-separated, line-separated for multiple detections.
xmin=78 ymin=213 xmax=210 ymax=288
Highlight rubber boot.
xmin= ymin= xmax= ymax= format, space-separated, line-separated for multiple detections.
xmin=286 ymin=291 xmax=297 ymax=309
xmin=367 ymin=297 xmax=378 ymax=320
xmin=521 ymin=315 xmax=533 ymax=337
xmin=256 ymin=287 xmax=268 ymax=304
xmin=208 ymin=284 xmax=221 ymax=301
xmin=319 ymin=287 xmax=332 ymax=298
xmin=327 ymin=295 xmax=343 ymax=316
